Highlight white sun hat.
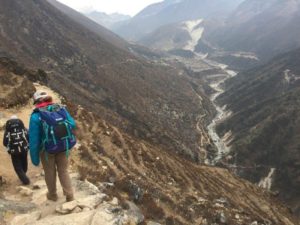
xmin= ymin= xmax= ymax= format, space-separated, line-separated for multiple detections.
xmin=33 ymin=90 xmax=49 ymax=103
xmin=10 ymin=115 xmax=18 ymax=119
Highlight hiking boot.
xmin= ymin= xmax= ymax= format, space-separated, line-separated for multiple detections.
xmin=66 ymin=195 xmax=74 ymax=202
xmin=47 ymin=193 xmax=58 ymax=201
xmin=22 ymin=178 xmax=30 ymax=186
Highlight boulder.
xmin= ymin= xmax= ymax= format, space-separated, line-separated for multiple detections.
xmin=110 ymin=197 xmax=119 ymax=206
xmin=74 ymin=179 xmax=101 ymax=195
xmin=147 ymin=221 xmax=162 ymax=225
xmin=72 ymin=206 xmax=82 ymax=213
xmin=31 ymin=211 xmax=95 ymax=225
xmin=90 ymin=210 xmax=122 ymax=225
xmin=77 ymin=193 xmax=107 ymax=209
xmin=17 ymin=186 xmax=33 ymax=197
xmin=125 ymin=201 xmax=144 ymax=224
xmin=56 ymin=200 xmax=79 ymax=214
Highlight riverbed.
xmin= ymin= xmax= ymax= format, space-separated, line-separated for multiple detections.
xmin=205 ymin=60 xmax=237 ymax=165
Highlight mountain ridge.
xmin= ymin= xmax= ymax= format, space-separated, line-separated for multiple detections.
xmin=203 ymin=0 xmax=300 ymax=61
xmin=85 ymin=11 xmax=131 ymax=29
xmin=0 ymin=0 xmax=215 ymax=163
xmin=113 ymin=0 xmax=244 ymax=41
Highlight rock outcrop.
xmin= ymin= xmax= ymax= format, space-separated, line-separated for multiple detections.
xmin=9 ymin=174 xmax=142 ymax=225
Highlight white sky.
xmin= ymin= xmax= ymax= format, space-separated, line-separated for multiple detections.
xmin=56 ymin=0 xmax=163 ymax=16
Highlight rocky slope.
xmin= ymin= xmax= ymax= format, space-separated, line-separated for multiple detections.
xmin=204 ymin=0 xmax=300 ymax=61
xmin=0 ymin=0 xmax=214 ymax=162
xmin=113 ymin=0 xmax=244 ymax=41
xmin=0 ymin=60 xmax=298 ymax=225
xmin=216 ymin=48 xmax=300 ymax=217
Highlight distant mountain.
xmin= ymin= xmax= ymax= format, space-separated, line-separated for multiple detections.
xmin=0 ymin=0 xmax=214 ymax=163
xmin=85 ymin=11 xmax=131 ymax=29
xmin=204 ymin=0 xmax=300 ymax=60
xmin=113 ymin=0 xmax=244 ymax=41
xmin=139 ymin=19 xmax=204 ymax=53
xmin=216 ymin=48 xmax=300 ymax=216
xmin=47 ymin=0 xmax=128 ymax=50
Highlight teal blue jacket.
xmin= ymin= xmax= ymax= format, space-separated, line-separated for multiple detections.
xmin=29 ymin=104 xmax=76 ymax=166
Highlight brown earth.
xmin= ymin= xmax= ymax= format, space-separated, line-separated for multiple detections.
xmin=69 ymin=102 xmax=298 ymax=225
xmin=0 ymin=59 xmax=298 ymax=224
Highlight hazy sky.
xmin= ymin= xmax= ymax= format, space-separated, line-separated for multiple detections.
xmin=57 ymin=0 xmax=163 ymax=16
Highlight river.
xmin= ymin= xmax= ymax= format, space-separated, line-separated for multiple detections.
xmin=204 ymin=60 xmax=237 ymax=165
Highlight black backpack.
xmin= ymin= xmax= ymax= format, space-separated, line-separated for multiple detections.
xmin=5 ymin=119 xmax=29 ymax=155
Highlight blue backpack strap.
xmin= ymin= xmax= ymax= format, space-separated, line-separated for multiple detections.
xmin=50 ymin=126 xmax=57 ymax=145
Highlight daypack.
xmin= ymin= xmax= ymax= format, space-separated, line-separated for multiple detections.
xmin=5 ymin=119 xmax=29 ymax=155
xmin=37 ymin=104 xmax=76 ymax=155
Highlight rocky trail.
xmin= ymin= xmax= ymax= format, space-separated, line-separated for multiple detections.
xmin=6 ymin=173 xmax=144 ymax=225
xmin=0 ymin=85 xmax=144 ymax=225
xmin=0 ymin=84 xmax=60 ymax=190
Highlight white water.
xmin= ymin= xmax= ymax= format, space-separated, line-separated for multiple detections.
xmin=258 ymin=168 xmax=276 ymax=190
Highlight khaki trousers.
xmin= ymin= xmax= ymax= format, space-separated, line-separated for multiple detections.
xmin=40 ymin=151 xmax=74 ymax=199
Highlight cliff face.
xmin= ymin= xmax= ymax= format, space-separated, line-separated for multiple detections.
xmin=0 ymin=0 xmax=214 ymax=161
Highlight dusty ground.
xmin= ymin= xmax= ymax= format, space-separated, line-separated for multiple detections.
xmin=0 ymin=84 xmax=61 ymax=196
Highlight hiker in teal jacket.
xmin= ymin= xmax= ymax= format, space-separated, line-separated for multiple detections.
xmin=29 ymin=103 xmax=76 ymax=166
xmin=29 ymin=90 xmax=76 ymax=202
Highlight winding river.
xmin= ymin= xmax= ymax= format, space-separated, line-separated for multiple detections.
xmin=205 ymin=61 xmax=237 ymax=165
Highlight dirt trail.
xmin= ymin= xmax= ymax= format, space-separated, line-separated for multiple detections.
xmin=0 ymin=84 xmax=61 ymax=194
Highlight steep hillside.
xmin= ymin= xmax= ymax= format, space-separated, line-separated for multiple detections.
xmin=72 ymin=105 xmax=298 ymax=225
xmin=113 ymin=0 xmax=243 ymax=41
xmin=204 ymin=0 xmax=300 ymax=60
xmin=1 ymin=57 xmax=298 ymax=225
xmin=0 ymin=0 xmax=214 ymax=162
xmin=216 ymin=49 xmax=300 ymax=216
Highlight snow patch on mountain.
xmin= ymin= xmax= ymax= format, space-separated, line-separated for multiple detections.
xmin=182 ymin=19 xmax=204 ymax=51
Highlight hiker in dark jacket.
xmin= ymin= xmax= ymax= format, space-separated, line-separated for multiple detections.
xmin=29 ymin=90 xmax=76 ymax=202
xmin=3 ymin=115 xmax=30 ymax=185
